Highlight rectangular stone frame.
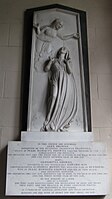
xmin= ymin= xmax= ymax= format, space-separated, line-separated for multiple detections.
xmin=20 ymin=4 xmax=91 ymax=133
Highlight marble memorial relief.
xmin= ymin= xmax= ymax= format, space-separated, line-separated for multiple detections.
xmin=5 ymin=6 xmax=109 ymax=197
xmin=27 ymin=9 xmax=87 ymax=132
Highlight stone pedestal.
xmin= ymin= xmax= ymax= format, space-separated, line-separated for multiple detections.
xmin=5 ymin=132 xmax=109 ymax=196
xmin=21 ymin=131 xmax=94 ymax=142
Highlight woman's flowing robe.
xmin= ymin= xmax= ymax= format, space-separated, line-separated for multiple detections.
xmin=43 ymin=59 xmax=77 ymax=131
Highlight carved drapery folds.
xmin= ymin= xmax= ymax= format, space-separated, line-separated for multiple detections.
xmin=32 ymin=18 xmax=79 ymax=131
xmin=41 ymin=47 xmax=77 ymax=131
xmin=24 ymin=6 xmax=91 ymax=132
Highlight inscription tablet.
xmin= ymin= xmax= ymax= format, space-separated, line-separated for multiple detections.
xmin=6 ymin=141 xmax=108 ymax=196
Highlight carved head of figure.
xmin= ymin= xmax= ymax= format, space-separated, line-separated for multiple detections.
xmin=51 ymin=18 xmax=63 ymax=30
xmin=57 ymin=47 xmax=70 ymax=60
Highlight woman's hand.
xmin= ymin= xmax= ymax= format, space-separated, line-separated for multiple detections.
xmin=65 ymin=58 xmax=71 ymax=64
xmin=49 ymin=57 xmax=55 ymax=63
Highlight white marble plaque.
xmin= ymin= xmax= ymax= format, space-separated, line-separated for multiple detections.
xmin=6 ymin=141 xmax=108 ymax=196
xmin=27 ymin=7 xmax=89 ymax=133
xmin=21 ymin=131 xmax=94 ymax=142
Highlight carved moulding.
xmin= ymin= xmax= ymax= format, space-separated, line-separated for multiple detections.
xmin=20 ymin=4 xmax=91 ymax=132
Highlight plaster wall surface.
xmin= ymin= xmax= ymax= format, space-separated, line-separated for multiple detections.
xmin=0 ymin=0 xmax=112 ymax=198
